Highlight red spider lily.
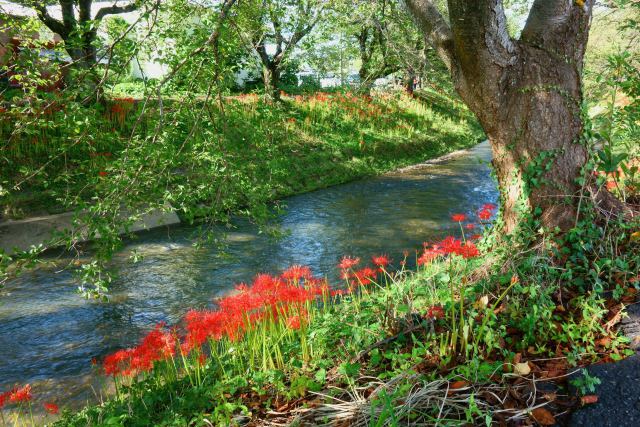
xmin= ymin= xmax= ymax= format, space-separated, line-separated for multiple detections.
xmin=286 ymin=315 xmax=302 ymax=330
xmin=482 ymin=203 xmax=497 ymax=211
xmin=0 ymin=391 xmax=9 ymax=408
xmin=281 ymin=265 xmax=312 ymax=281
xmin=338 ymin=256 xmax=360 ymax=270
xmin=103 ymin=324 xmax=176 ymax=377
xmin=98 ymin=171 xmax=108 ymax=177
xmin=434 ymin=236 xmax=480 ymax=259
xmin=426 ymin=306 xmax=445 ymax=319
xmin=371 ymin=255 xmax=391 ymax=269
xmin=197 ymin=353 xmax=207 ymax=367
xmin=9 ymin=384 xmax=32 ymax=403
xmin=44 ymin=402 xmax=59 ymax=414
xmin=478 ymin=209 xmax=491 ymax=220
xmin=451 ymin=213 xmax=466 ymax=222
xmin=331 ymin=289 xmax=348 ymax=297
xmin=465 ymin=223 xmax=476 ymax=230
xmin=470 ymin=234 xmax=482 ymax=240
xmin=458 ymin=242 xmax=480 ymax=258
xmin=103 ymin=349 xmax=133 ymax=376
xmin=352 ymin=267 xmax=377 ymax=285
xmin=418 ymin=248 xmax=441 ymax=265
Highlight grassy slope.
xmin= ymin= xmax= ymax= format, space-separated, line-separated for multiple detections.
xmin=2 ymin=90 xmax=483 ymax=222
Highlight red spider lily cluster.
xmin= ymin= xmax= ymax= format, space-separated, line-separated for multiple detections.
xmin=338 ymin=255 xmax=393 ymax=286
xmin=100 ymin=256 xmax=399 ymax=379
xmin=181 ymin=272 xmax=329 ymax=353
xmin=418 ymin=236 xmax=480 ymax=265
xmin=109 ymin=97 xmax=135 ymax=124
xmin=97 ymin=203 xmax=497 ymax=381
xmin=418 ymin=203 xmax=498 ymax=265
xmin=99 ymin=268 xmax=338 ymax=377
xmin=103 ymin=324 xmax=177 ymax=377
xmin=425 ymin=305 xmax=445 ymax=319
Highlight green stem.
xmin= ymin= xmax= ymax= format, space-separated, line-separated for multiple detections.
xmin=28 ymin=402 xmax=34 ymax=427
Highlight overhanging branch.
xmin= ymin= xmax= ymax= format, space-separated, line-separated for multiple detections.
xmin=31 ymin=2 xmax=67 ymax=36
xmin=402 ymin=0 xmax=455 ymax=72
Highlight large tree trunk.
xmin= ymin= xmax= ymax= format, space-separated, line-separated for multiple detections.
xmin=404 ymin=0 xmax=610 ymax=235
xmin=472 ymin=45 xmax=588 ymax=233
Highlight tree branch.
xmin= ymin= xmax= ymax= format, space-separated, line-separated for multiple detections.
xmin=447 ymin=0 xmax=515 ymax=68
xmin=521 ymin=0 xmax=595 ymax=66
xmin=31 ymin=2 xmax=67 ymax=37
xmin=402 ymin=0 xmax=455 ymax=71
xmin=95 ymin=1 xmax=140 ymax=21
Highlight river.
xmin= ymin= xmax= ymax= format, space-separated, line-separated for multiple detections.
xmin=0 ymin=141 xmax=497 ymax=411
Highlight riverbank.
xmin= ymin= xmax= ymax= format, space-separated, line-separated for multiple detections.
xmin=1 ymin=90 xmax=483 ymax=261
xmin=45 ymin=200 xmax=638 ymax=426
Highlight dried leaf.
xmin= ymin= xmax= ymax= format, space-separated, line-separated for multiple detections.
xmin=514 ymin=362 xmax=531 ymax=376
xmin=531 ymin=407 xmax=556 ymax=425
xmin=474 ymin=295 xmax=489 ymax=310
xmin=449 ymin=380 xmax=469 ymax=389
xmin=580 ymin=395 xmax=599 ymax=405
xmin=447 ymin=380 xmax=470 ymax=395
xmin=605 ymin=306 xmax=623 ymax=332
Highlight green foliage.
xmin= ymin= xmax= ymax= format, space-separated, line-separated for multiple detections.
xmin=571 ymin=370 xmax=602 ymax=396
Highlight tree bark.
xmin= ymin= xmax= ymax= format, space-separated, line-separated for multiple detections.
xmin=263 ymin=63 xmax=281 ymax=101
xmin=404 ymin=0 xmax=614 ymax=234
xmin=33 ymin=0 xmax=138 ymax=69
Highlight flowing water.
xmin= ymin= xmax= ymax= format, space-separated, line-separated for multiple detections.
xmin=0 ymin=141 xmax=497 ymax=410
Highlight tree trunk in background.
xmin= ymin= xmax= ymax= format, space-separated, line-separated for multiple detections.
xmin=263 ymin=64 xmax=281 ymax=102
xmin=405 ymin=68 xmax=416 ymax=96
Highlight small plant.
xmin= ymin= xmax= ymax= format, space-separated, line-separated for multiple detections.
xmin=571 ymin=370 xmax=602 ymax=396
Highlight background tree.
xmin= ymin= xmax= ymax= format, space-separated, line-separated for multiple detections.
xmin=404 ymin=0 xmax=631 ymax=234
xmin=24 ymin=0 xmax=142 ymax=67
xmin=232 ymin=0 xmax=326 ymax=100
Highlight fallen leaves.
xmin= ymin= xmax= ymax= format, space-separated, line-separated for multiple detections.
xmin=514 ymin=362 xmax=531 ymax=376
xmin=447 ymin=380 xmax=470 ymax=396
xmin=580 ymin=394 xmax=599 ymax=405
xmin=604 ymin=303 xmax=624 ymax=332
xmin=531 ymin=407 xmax=556 ymax=425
